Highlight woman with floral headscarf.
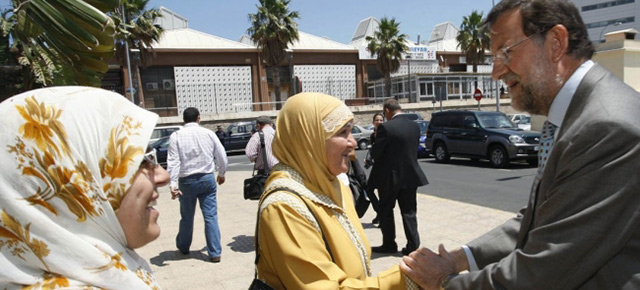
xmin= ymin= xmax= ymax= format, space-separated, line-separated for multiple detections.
xmin=254 ymin=93 xmax=417 ymax=289
xmin=0 ymin=86 xmax=169 ymax=289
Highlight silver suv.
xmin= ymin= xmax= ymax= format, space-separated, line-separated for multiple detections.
xmin=426 ymin=110 xmax=540 ymax=168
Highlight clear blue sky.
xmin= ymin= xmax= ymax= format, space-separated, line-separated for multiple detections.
xmin=150 ymin=0 xmax=496 ymax=43
xmin=0 ymin=0 xmax=497 ymax=44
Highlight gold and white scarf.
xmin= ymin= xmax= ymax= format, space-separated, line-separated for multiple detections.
xmin=0 ymin=86 xmax=161 ymax=289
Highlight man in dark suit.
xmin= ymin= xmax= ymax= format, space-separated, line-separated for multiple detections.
xmin=370 ymin=99 xmax=428 ymax=255
xmin=401 ymin=0 xmax=640 ymax=289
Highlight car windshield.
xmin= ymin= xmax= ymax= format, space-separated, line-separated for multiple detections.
xmin=150 ymin=137 xmax=170 ymax=149
xmin=477 ymin=114 xmax=517 ymax=129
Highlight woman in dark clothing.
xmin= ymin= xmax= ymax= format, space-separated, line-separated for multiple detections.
xmin=365 ymin=113 xmax=384 ymax=225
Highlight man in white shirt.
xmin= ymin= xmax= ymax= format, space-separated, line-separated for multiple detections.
xmin=401 ymin=0 xmax=640 ymax=289
xmin=244 ymin=115 xmax=278 ymax=173
xmin=167 ymin=107 xmax=228 ymax=263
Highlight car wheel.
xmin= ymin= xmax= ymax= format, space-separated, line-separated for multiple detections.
xmin=358 ymin=140 xmax=369 ymax=150
xmin=433 ymin=142 xmax=450 ymax=163
xmin=489 ymin=145 xmax=509 ymax=168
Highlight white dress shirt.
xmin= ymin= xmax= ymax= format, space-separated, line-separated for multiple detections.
xmin=167 ymin=122 xmax=228 ymax=189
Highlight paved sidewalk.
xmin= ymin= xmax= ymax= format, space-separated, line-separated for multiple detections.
xmin=137 ymin=170 xmax=515 ymax=290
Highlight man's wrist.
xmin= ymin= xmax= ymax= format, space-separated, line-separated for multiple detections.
xmin=440 ymin=273 xmax=458 ymax=290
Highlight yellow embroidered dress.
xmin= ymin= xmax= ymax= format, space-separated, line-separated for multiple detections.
xmin=0 ymin=87 xmax=161 ymax=289
xmin=255 ymin=93 xmax=412 ymax=289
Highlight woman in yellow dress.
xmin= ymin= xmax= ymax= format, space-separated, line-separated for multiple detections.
xmin=254 ymin=92 xmax=417 ymax=289
xmin=0 ymin=86 xmax=169 ymax=289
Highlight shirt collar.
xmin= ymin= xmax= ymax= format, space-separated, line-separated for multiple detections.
xmin=184 ymin=122 xmax=199 ymax=128
xmin=547 ymin=60 xmax=594 ymax=128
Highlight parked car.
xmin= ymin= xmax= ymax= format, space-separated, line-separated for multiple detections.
xmin=223 ymin=121 xmax=257 ymax=151
xmin=362 ymin=124 xmax=375 ymax=131
xmin=426 ymin=110 xmax=540 ymax=168
xmin=395 ymin=112 xmax=423 ymax=121
xmin=516 ymin=115 xmax=532 ymax=130
xmin=415 ymin=120 xmax=430 ymax=158
xmin=507 ymin=113 xmax=529 ymax=123
xmin=149 ymin=125 xmax=182 ymax=145
xmin=149 ymin=136 xmax=170 ymax=168
xmin=351 ymin=124 xmax=373 ymax=150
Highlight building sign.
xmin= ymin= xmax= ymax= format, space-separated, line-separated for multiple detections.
xmin=404 ymin=45 xmax=436 ymax=60
xmin=357 ymin=44 xmax=436 ymax=60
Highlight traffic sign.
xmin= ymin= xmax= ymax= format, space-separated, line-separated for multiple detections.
xmin=474 ymin=88 xmax=483 ymax=101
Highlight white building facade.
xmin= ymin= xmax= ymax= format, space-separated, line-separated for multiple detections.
xmin=570 ymin=0 xmax=640 ymax=42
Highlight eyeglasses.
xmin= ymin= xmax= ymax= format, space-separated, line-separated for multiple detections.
xmin=492 ymin=28 xmax=549 ymax=65
xmin=142 ymin=148 xmax=159 ymax=168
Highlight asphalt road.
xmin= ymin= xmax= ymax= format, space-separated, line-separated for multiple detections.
xmin=226 ymin=149 xmax=536 ymax=213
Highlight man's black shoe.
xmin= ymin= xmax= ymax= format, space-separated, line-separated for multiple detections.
xmin=372 ymin=245 xmax=397 ymax=253
xmin=401 ymin=247 xmax=416 ymax=256
xmin=372 ymin=216 xmax=380 ymax=225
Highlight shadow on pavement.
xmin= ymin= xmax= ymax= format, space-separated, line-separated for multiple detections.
xmin=149 ymin=248 xmax=212 ymax=267
xmin=228 ymin=235 xmax=255 ymax=253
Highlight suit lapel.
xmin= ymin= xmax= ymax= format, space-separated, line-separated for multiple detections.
xmin=516 ymin=63 xmax=607 ymax=249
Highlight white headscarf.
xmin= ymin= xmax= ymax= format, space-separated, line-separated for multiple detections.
xmin=0 ymin=86 xmax=161 ymax=289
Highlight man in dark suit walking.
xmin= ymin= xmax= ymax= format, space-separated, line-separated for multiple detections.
xmin=370 ymin=99 xmax=428 ymax=255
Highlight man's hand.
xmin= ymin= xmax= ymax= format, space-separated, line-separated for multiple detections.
xmin=170 ymin=187 xmax=183 ymax=200
xmin=400 ymin=244 xmax=458 ymax=290
xmin=217 ymin=176 xmax=225 ymax=185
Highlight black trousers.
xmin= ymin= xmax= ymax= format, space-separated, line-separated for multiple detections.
xmin=378 ymin=187 xmax=420 ymax=250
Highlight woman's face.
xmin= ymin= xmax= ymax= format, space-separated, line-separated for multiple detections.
xmin=373 ymin=114 xmax=384 ymax=129
xmin=116 ymin=159 xmax=169 ymax=249
xmin=326 ymin=121 xmax=356 ymax=176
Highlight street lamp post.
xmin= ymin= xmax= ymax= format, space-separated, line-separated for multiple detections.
xmin=122 ymin=4 xmax=135 ymax=104
xmin=599 ymin=22 xmax=622 ymax=43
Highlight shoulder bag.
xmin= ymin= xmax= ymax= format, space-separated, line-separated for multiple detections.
xmin=243 ymin=132 xmax=269 ymax=200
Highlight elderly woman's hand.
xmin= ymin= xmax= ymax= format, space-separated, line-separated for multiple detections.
xmin=400 ymin=245 xmax=457 ymax=290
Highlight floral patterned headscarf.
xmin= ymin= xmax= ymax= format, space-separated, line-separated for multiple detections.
xmin=0 ymin=87 xmax=161 ymax=289
xmin=271 ymin=92 xmax=354 ymax=204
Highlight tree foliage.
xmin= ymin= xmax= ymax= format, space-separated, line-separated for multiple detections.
xmin=1 ymin=0 xmax=119 ymax=90
xmin=111 ymin=0 xmax=164 ymax=68
xmin=366 ymin=17 xmax=408 ymax=99
xmin=247 ymin=0 xmax=299 ymax=109
xmin=456 ymin=10 xmax=490 ymax=79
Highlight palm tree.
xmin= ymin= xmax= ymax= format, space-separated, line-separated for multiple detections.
xmin=247 ymin=0 xmax=300 ymax=109
xmin=456 ymin=10 xmax=490 ymax=89
xmin=110 ymin=0 xmax=164 ymax=105
xmin=3 ymin=0 xmax=118 ymax=89
xmin=111 ymin=0 xmax=164 ymax=67
xmin=366 ymin=17 xmax=408 ymax=100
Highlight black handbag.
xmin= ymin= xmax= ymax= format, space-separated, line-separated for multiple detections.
xmin=248 ymin=278 xmax=275 ymax=290
xmin=250 ymin=187 xmax=334 ymax=290
xmin=244 ymin=132 xmax=269 ymax=200
xmin=348 ymin=160 xmax=370 ymax=218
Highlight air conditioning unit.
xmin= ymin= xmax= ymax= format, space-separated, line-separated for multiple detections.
xmin=146 ymin=82 xmax=158 ymax=91
xmin=162 ymin=79 xmax=174 ymax=90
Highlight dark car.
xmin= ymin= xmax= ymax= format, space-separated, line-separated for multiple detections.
xmin=149 ymin=136 xmax=170 ymax=168
xmin=223 ymin=121 xmax=257 ymax=151
xmin=395 ymin=112 xmax=423 ymax=121
xmin=415 ymin=120 xmax=430 ymax=158
xmin=426 ymin=110 xmax=540 ymax=168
